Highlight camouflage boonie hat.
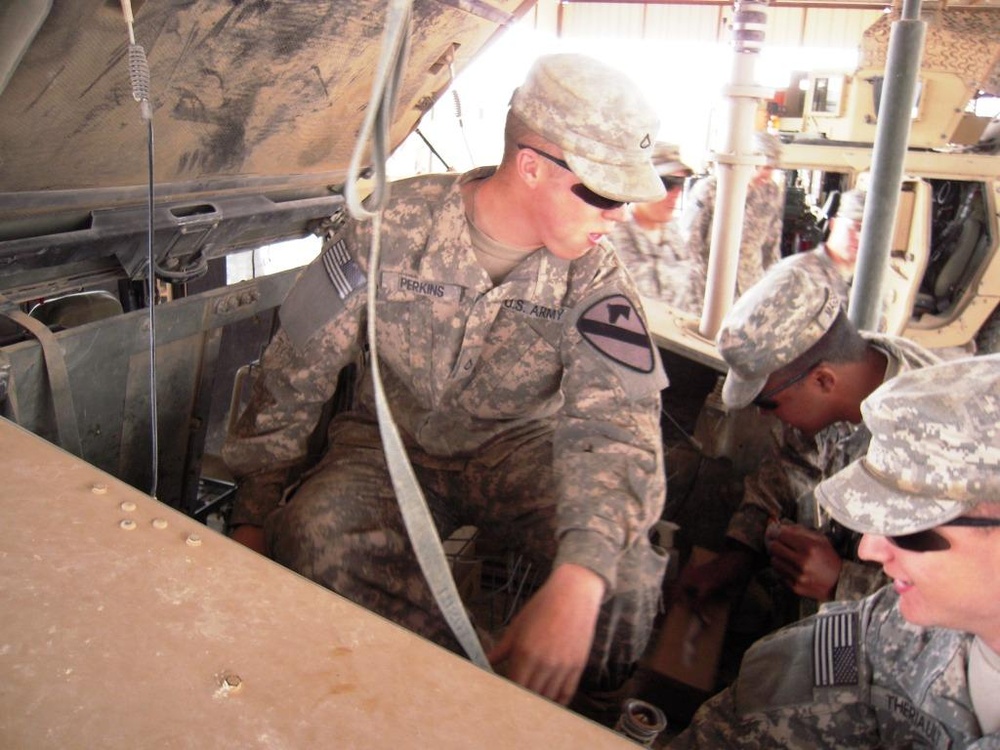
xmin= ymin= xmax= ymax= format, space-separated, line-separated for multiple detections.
xmin=511 ymin=54 xmax=665 ymax=203
xmin=717 ymin=265 xmax=841 ymax=409
xmin=817 ymin=355 xmax=1000 ymax=535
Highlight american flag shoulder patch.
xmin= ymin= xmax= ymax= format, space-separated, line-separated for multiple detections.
xmin=322 ymin=238 xmax=366 ymax=300
xmin=814 ymin=611 xmax=860 ymax=687
xmin=576 ymin=294 xmax=654 ymax=373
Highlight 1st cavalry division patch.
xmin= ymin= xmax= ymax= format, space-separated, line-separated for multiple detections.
xmin=577 ymin=295 xmax=655 ymax=373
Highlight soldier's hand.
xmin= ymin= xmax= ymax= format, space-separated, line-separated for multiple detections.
xmin=768 ymin=524 xmax=842 ymax=601
xmin=487 ymin=563 xmax=604 ymax=705
xmin=229 ymin=524 xmax=267 ymax=555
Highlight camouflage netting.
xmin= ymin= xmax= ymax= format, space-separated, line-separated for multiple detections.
xmin=861 ymin=8 xmax=1000 ymax=97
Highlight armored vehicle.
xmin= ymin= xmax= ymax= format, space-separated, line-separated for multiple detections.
xmin=0 ymin=0 xmax=533 ymax=512
xmin=649 ymin=4 xmax=1000 ymax=367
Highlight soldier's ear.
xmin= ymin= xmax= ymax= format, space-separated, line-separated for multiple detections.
xmin=516 ymin=148 xmax=544 ymax=188
xmin=813 ymin=364 xmax=837 ymax=394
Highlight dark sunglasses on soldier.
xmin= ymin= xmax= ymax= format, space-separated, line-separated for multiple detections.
xmin=517 ymin=144 xmax=626 ymax=211
xmin=660 ymin=175 xmax=687 ymax=191
xmin=752 ymin=361 xmax=821 ymax=411
xmin=887 ymin=516 xmax=1000 ymax=553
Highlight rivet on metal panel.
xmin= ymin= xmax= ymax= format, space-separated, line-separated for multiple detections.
xmin=215 ymin=671 xmax=243 ymax=697
xmin=186 ymin=533 xmax=202 ymax=547
xmin=151 ymin=518 xmax=168 ymax=530
xmin=119 ymin=519 xmax=136 ymax=531
xmin=91 ymin=482 xmax=108 ymax=494
xmin=120 ymin=501 xmax=137 ymax=512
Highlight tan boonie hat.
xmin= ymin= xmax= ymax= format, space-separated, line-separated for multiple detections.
xmin=717 ymin=264 xmax=842 ymax=409
xmin=511 ymin=54 xmax=665 ymax=204
xmin=817 ymin=354 xmax=1000 ymax=535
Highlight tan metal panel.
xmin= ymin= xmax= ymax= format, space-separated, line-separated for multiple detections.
xmin=0 ymin=418 xmax=636 ymax=750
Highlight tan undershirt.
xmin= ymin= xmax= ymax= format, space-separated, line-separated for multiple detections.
xmin=465 ymin=179 xmax=538 ymax=285
xmin=969 ymin=635 xmax=1000 ymax=734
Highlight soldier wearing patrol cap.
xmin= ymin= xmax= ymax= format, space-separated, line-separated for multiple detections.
xmin=609 ymin=142 xmax=701 ymax=310
xmin=771 ymin=187 xmax=868 ymax=306
xmin=680 ymin=131 xmax=786 ymax=303
xmin=222 ymin=53 xmax=670 ymax=717
xmin=678 ymin=264 xmax=939 ymax=629
xmin=671 ymin=354 xmax=1000 ymax=748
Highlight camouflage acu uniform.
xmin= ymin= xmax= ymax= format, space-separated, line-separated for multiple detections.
xmin=669 ymin=587 xmax=999 ymax=749
xmin=726 ymin=332 xmax=941 ymax=603
xmin=223 ymin=168 xmax=669 ymax=680
xmin=610 ymin=215 xmax=704 ymax=313
xmin=682 ymin=176 xmax=784 ymax=299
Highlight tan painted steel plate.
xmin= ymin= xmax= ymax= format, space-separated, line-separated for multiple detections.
xmin=0 ymin=418 xmax=635 ymax=749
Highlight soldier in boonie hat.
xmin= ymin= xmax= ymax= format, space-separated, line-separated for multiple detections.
xmin=671 ymin=354 xmax=1000 ymax=748
xmin=816 ymin=354 xmax=1000 ymax=536
xmin=511 ymin=54 xmax=665 ymax=204
xmin=717 ymin=264 xmax=841 ymax=409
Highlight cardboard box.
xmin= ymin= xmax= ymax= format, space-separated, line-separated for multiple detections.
xmin=645 ymin=547 xmax=731 ymax=693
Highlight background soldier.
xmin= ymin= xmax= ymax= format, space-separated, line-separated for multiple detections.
xmin=773 ymin=188 xmax=866 ymax=305
xmin=681 ymin=132 xmax=786 ymax=302
xmin=609 ymin=142 xmax=699 ymax=311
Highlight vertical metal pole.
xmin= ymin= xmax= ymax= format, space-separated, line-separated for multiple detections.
xmin=848 ymin=0 xmax=926 ymax=331
xmin=699 ymin=0 xmax=773 ymax=339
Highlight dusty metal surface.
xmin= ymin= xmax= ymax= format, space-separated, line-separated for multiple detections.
xmin=0 ymin=0 xmax=528 ymax=198
xmin=0 ymin=417 xmax=637 ymax=750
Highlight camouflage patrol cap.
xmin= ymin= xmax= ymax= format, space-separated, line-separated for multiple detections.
xmin=651 ymin=142 xmax=692 ymax=178
xmin=511 ymin=54 xmax=665 ymax=203
xmin=836 ymin=188 xmax=867 ymax=223
xmin=817 ymin=355 xmax=1000 ymax=535
xmin=753 ymin=132 xmax=783 ymax=166
xmin=717 ymin=265 xmax=841 ymax=409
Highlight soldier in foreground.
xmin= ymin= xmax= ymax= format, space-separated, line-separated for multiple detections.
xmin=670 ymin=354 xmax=1000 ymax=748
xmin=679 ymin=265 xmax=939 ymax=627
xmin=222 ymin=54 xmax=670 ymax=715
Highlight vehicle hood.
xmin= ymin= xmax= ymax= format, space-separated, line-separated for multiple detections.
xmin=0 ymin=0 xmax=532 ymax=302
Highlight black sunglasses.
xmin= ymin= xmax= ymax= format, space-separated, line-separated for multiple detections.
xmin=516 ymin=144 xmax=626 ymax=211
xmin=752 ymin=361 xmax=821 ymax=410
xmin=660 ymin=175 xmax=687 ymax=191
xmin=888 ymin=516 xmax=1000 ymax=553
